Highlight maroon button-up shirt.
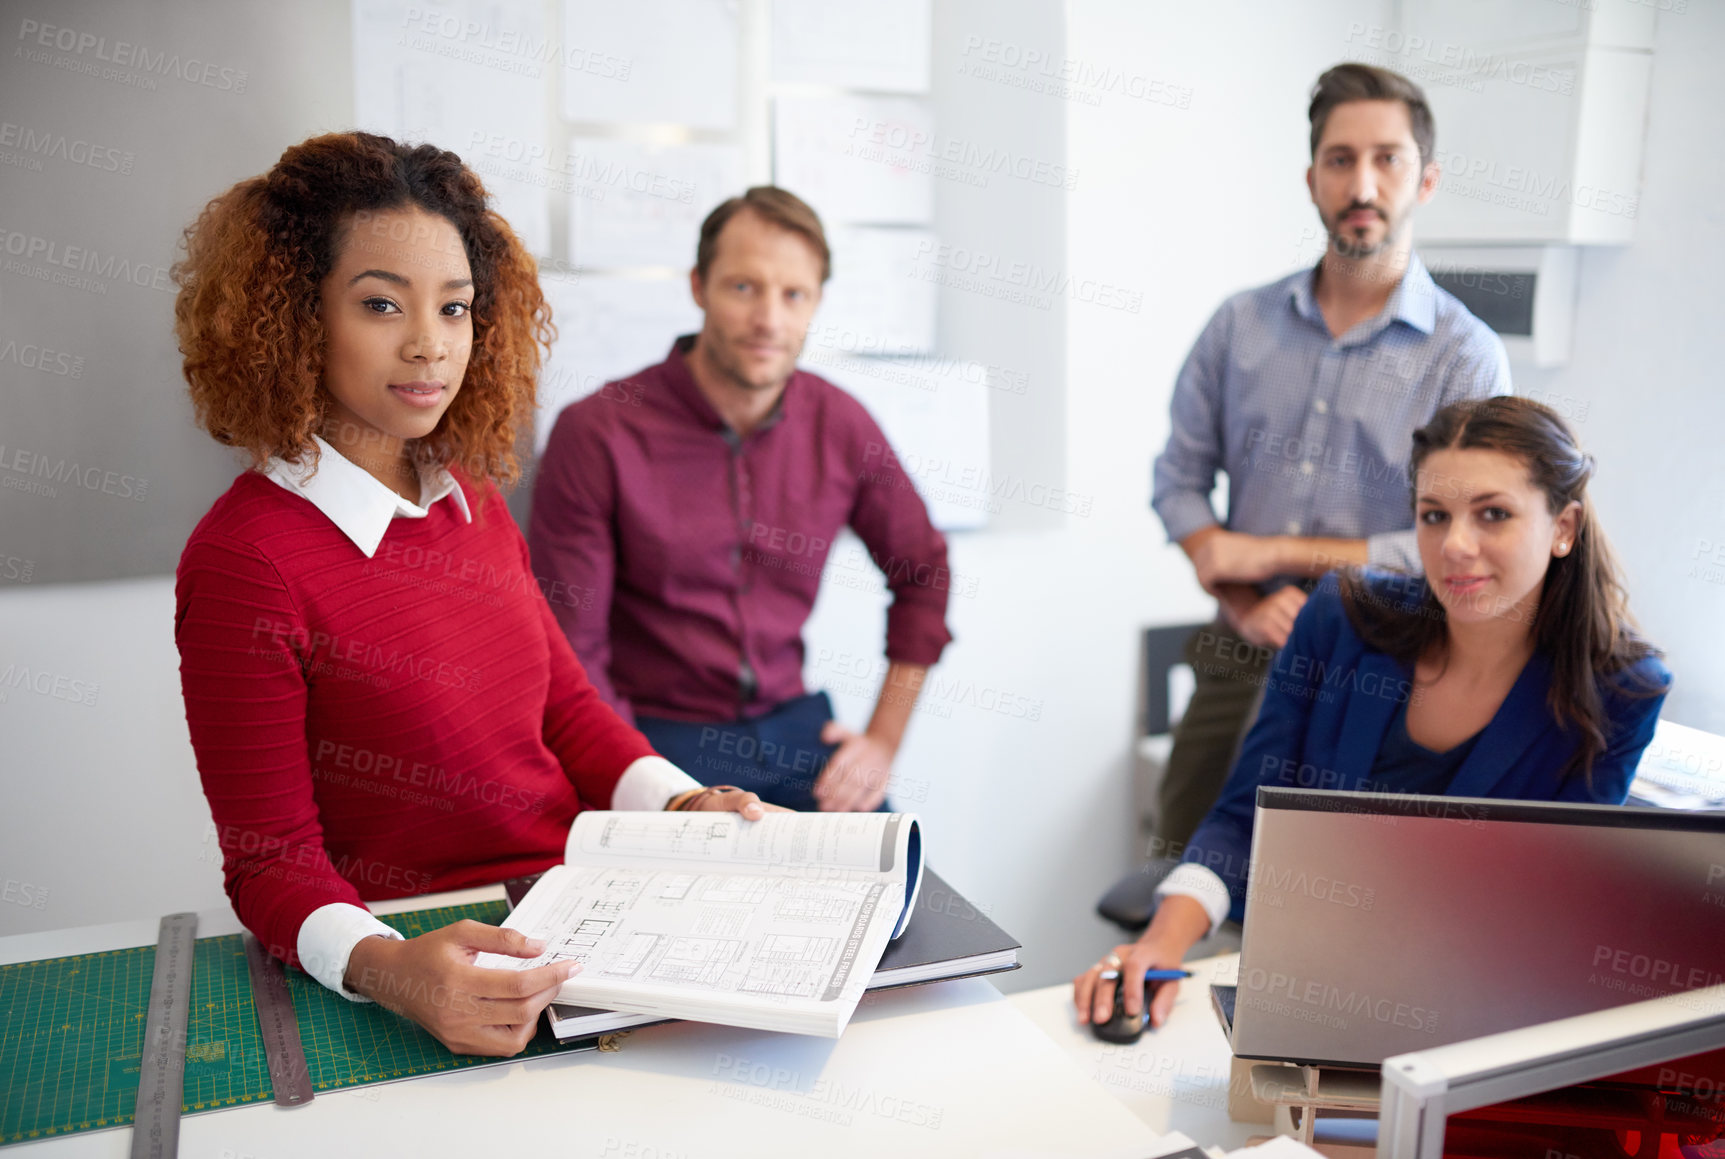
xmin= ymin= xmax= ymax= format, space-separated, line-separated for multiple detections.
xmin=529 ymin=336 xmax=953 ymax=724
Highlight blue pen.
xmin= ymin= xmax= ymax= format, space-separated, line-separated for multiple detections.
xmin=1098 ymin=967 xmax=1192 ymax=981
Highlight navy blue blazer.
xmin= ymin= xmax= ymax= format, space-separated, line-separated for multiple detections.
xmin=1183 ymin=571 xmax=1671 ymax=924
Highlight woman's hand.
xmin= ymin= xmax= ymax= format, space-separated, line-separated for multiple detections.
xmin=1071 ymin=895 xmax=1212 ymax=1031
xmin=343 ymin=920 xmax=577 ymax=1057
xmin=681 ymin=786 xmax=791 ymax=818
xmin=1072 ymin=935 xmax=1189 ymax=1032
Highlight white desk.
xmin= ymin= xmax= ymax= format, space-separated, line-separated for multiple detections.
xmin=2 ymin=888 xmax=1183 ymax=1159
xmin=1010 ymin=954 xmax=1260 ymax=1152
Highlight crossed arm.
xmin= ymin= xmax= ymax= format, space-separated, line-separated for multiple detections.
xmin=1180 ymin=525 xmax=1365 ymax=649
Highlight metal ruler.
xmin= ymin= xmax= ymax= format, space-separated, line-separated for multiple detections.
xmin=130 ymin=912 xmax=197 ymax=1159
xmin=241 ymin=933 xmax=315 ymax=1107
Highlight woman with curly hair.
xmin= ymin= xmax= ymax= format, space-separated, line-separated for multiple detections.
xmin=1074 ymin=395 xmax=1671 ymax=1036
xmin=173 ymin=132 xmax=775 ymax=1057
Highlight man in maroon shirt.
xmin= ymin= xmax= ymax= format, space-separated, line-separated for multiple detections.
xmin=529 ymin=187 xmax=953 ymax=812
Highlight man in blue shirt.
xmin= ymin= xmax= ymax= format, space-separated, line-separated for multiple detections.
xmin=1149 ymin=63 xmax=1510 ymax=849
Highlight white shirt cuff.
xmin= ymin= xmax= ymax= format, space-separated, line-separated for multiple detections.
xmin=297 ymin=902 xmax=404 ymax=1002
xmin=1155 ymin=863 xmax=1232 ymax=934
xmin=610 ymin=755 xmax=702 ymax=811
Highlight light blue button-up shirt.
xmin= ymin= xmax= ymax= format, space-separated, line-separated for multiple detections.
xmin=1152 ymin=253 xmax=1511 ymax=576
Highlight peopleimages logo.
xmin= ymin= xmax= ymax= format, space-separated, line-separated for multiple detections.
xmin=956 ymin=35 xmax=1193 ymax=109
xmin=1246 ymin=862 xmax=1376 ymax=911
xmin=1591 ymin=945 xmax=1725 ymax=991
xmin=398 ymin=7 xmax=632 ymax=80
xmin=1343 ymin=23 xmax=1573 ymax=95
xmin=468 ymin=133 xmax=695 ymax=202
xmin=910 ymin=239 xmax=1144 ymax=314
xmin=1241 ymin=967 xmax=1439 ymax=1033
xmin=846 ymin=118 xmax=1079 ymax=191
xmin=0 ymin=443 xmax=148 ymax=500
xmin=0 ymin=226 xmax=174 ymax=291
xmin=813 ymin=648 xmax=1044 ymax=723
xmin=709 ymin=1054 xmax=945 ymax=1130
xmin=0 ymin=338 xmax=84 ymax=378
xmin=15 ymin=19 xmax=249 ymax=91
xmin=861 ymin=440 xmax=1095 ymax=518
xmin=250 ymin=617 xmax=482 ymax=694
xmin=0 ymin=121 xmax=134 ymax=173
xmin=1435 ymin=152 xmax=1639 ymax=220
xmin=0 ymin=662 xmax=99 ymax=706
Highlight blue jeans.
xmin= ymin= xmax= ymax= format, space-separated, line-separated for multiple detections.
xmin=636 ymin=691 xmax=888 ymax=813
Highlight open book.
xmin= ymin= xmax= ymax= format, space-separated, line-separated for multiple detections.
xmin=526 ymin=863 xmax=1021 ymax=1041
xmin=476 ymin=810 xmax=922 ymax=1038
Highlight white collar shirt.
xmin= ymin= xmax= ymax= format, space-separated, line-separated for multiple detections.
xmin=263 ymin=434 xmax=471 ymax=558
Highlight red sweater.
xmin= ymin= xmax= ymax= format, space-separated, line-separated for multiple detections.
xmin=175 ymin=470 xmax=654 ymax=969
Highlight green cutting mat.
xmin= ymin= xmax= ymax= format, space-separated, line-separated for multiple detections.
xmin=0 ymin=900 xmax=580 ymax=1146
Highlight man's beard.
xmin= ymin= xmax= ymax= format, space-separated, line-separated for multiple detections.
xmin=1327 ymin=203 xmax=1401 ymax=260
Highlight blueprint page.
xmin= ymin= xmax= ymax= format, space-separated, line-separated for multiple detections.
xmin=475 ymin=812 xmax=920 ymax=1036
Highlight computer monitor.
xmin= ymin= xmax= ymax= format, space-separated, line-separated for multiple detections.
xmin=1379 ymin=983 xmax=1725 ymax=1158
xmin=1228 ymin=789 xmax=1725 ymax=1069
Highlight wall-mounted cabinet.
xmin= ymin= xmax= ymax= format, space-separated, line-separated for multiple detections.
xmin=1391 ymin=0 xmax=1654 ymax=245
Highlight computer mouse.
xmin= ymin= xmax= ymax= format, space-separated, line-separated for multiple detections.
xmin=1089 ymin=981 xmax=1152 ymax=1044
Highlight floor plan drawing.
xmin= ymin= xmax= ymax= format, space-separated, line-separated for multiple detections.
xmin=754 ymin=934 xmax=835 ymax=963
xmin=655 ymin=873 xmax=696 ymax=901
xmin=733 ymin=934 xmax=840 ymax=998
xmin=649 ymin=937 xmax=744 ymax=986
xmin=773 ymin=886 xmax=864 ymax=924
xmin=601 ymin=932 xmax=659 ymax=977
xmin=737 ymin=961 xmax=828 ymax=998
xmin=698 ymin=874 xmax=773 ymax=905
xmin=570 ymin=918 xmax=612 ymax=945
xmin=540 ymin=917 xmax=614 ymax=963
xmin=599 ymin=815 xmax=733 ymax=859
xmin=693 ymin=906 xmax=753 ymax=938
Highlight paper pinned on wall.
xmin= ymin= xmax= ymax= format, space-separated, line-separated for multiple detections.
xmin=770 ymin=0 xmax=932 ymax=93
xmin=568 ymin=139 xmax=746 ymax=269
xmin=811 ymin=227 xmax=937 ymax=357
xmin=352 ymin=0 xmax=551 ymax=255
xmin=773 ymin=95 xmax=935 ymax=226
xmin=535 ymin=274 xmax=703 ymax=453
xmin=809 ymin=353 xmax=991 ymax=532
xmin=561 ymin=0 xmax=738 ymax=129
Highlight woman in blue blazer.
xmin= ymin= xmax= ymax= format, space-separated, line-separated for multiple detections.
xmin=1076 ymin=396 xmax=1670 ymax=1031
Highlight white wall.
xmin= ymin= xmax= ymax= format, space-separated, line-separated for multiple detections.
xmin=0 ymin=578 xmax=227 ymax=935
xmin=1507 ymin=0 xmax=1725 ymax=733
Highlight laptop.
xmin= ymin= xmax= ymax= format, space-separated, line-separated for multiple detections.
xmin=1223 ymin=788 xmax=1725 ymax=1069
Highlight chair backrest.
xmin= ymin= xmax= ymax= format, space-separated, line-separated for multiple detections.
xmin=1142 ymin=622 xmax=1208 ymax=736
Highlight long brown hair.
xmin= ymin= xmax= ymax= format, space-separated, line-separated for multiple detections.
xmin=1341 ymin=396 xmax=1665 ymax=781
xmin=172 ymin=131 xmax=551 ymax=487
